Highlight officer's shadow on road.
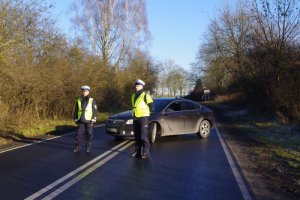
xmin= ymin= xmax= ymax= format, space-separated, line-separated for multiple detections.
xmin=0 ymin=125 xmax=76 ymax=145
xmin=46 ymin=125 xmax=77 ymax=137
xmin=132 ymin=155 xmax=154 ymax=171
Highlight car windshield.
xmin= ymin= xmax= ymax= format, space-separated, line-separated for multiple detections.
xmin=153 ymin=99 xmax=173 ymax=112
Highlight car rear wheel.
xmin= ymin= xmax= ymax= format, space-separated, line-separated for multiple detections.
xmin=149 ymin=122 xmax=157 ymax=143
xmin=197 ymin=120 xmax=211 ymax=138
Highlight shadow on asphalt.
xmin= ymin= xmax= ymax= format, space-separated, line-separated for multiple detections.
xmin=0 ymin=125 xmax=77 ymax=151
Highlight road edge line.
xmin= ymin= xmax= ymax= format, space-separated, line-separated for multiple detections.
xmin=215 ymin=126 xmax=253 ymax=200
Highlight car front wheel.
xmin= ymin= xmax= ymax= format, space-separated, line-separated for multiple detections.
xmin=197 ymin=120 xmax=211 ymax=138
xmin=149 ymin=122 xmax=157 ymax=143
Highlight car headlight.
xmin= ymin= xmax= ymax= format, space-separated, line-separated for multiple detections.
xmin=125 ymin=119 xmax=133 ymax=124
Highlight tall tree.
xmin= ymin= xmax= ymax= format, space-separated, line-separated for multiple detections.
xmin=198 ymin=1 xmax=253 ymax=91
xmin=250 ymin=0 xmax=300 ymax=84
xmin=249 ymin=0 xmax=300 ymax=110
xmin=196 ymin=0 xmax=300 ymax=119
xmin=73 ymin=0 xmax=150 ymax=68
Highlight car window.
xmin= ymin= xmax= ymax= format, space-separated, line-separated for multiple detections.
xmin=153 ymin=99 xmax=173 ymax=112
xmin=165 ymin=101 xmax=181 ymax=112
xmin=182 ymin=101 xmax=200 ymax=110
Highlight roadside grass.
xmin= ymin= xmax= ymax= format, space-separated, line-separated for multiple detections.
xmin=245 ymin=125 xmax=300 ymax=174
xmin=204 ymin=101 xmax=300 ymax=183
xmin=15 ymin=119 xmax=76 ymax=139
xmin=17 ymin=112 xmax=114 ymax=139
xmin=97 ymin=112 xmax=112 ymax=122
xmin=0 ymin=112 xmax=113 ymax=146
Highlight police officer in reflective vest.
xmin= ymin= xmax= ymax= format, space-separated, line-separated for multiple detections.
xmin=73 ymin=85 xmax=98 ymax=153
xmin=131 ymin=79 xmax=153 ymax=159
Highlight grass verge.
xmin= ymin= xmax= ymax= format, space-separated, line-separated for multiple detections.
xmin=204 ymin=101 xmax=300 ymax=197
xmin=0 ymin=112 xmax=112 ymax=146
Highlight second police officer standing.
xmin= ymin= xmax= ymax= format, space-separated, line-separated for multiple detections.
xmin=131 ymin=79 xmax=153 ymax=159
xmin=73 ymin=85 xmax=98 ymax=153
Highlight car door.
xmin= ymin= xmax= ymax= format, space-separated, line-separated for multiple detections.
xmin=182 ymin=101 xmax=201 ymax=132
xmin=162 ymin=101 xmax=186 ymax=135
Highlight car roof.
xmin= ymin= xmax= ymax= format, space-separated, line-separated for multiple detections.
xmin=154 ymin=97 xmax=194 ymax=102
xmin=154 ymin=97 xmax=175 ymax=101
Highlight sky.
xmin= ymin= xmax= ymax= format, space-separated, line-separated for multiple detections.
xmin=48 ymin=0 xmax=229 ymax=71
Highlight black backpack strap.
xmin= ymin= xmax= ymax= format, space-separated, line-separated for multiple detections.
xmin=144 ymin=92 xmax=148 ymax=104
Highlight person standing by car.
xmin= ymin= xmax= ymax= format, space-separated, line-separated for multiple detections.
xmin=131 ymin=79 xmax=153 ymax=159
xmin=73 ymin=85 xmax=98 ymax=153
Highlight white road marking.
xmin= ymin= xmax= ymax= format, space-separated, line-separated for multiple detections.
xmin=6 ymin=121 xmax=252 ymax=199
xmin=24 ymin=140 xmax=132 ymax=200
xmin=215 ymin=126 xmax=253 ymax=200
xmin=0 ymin=124 xmax=105 ymax=154
xmin=41 ymin=141 xmax=135 ymax=200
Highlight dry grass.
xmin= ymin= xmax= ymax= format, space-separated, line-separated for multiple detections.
xmin=206 ymin=102 xmax=300 ymax=197
xmin=214 ymin=92 xmax=245 ymax=103
xmin=213 ymin=102 xmax=300 ymax=186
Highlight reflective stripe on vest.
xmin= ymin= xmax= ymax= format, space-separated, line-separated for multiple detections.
xmin=77 ymin=97 xmax=94 ymax=120
xmin=132 ymin=92 xmax=150 ymax=117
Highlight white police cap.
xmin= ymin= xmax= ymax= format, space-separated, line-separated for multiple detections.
xmin=81 ymin=85 xmax=90 ymax=90
xmin=135 ymin=79 xmax=145 ymax=86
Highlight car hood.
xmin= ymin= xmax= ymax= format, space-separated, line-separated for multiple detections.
xmin=110 ymin=110 xmax=132 ymax=119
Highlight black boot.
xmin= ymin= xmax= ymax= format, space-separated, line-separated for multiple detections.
xmin=130 ymin=151 xmax=138 ymax=157
xmin=141 ymin=154 xmax=149 ymax=159
xmin=86 ymin=143 xmax=92 ymax=152
xmin=73 ymin=146 xmax=80 ymax=152
xmin=141 ymin=147 xmax=149 ymax=159
xmin=130 ymin=147 xmax=141 ymax=158
xmin=86 ymin=146 xmax=91 ymax=153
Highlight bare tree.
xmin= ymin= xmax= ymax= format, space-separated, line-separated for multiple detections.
xmin=174 ymin=67 xmax=189 ymax=96
xmin=72 ymin=0 xmax=150 ymax=68
xmin=196 ymin=0 xmax=300 ymax=120
xmin=156 ymin=60 xmax=189 ymax=97
xmin=200 ymin=1 xmax=253 ymax=88
xmin=250 ymin=0 xmax=300 ymax=84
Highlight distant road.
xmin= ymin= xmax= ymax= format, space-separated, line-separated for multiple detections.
xmin=0 ymin=125 xmax=253 ymax=200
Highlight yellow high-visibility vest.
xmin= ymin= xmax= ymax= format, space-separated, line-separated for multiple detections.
xmin=132 ymin=92 xmax=153 ymax=117
xmin=77 ymin=97 xmax=94 ymax=120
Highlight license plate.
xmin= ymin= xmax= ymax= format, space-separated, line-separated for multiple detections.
xmin=107 ymin=128 xmax=118 ymax=133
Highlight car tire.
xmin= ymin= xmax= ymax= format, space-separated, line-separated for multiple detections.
xmin=197 ymin=120 xmax=211 ymax=138
xmin=149 ymin=122 xmax=157 ymax=143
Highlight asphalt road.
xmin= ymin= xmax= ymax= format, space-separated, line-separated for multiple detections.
xmin=0 ymin=125 xmax=254 ymax=200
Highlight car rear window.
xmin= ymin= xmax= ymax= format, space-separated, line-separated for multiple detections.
xmin=166 ymin=101 xmax=181 ymax=112
xmin=182 ymin=101 xmax=200 ymax=110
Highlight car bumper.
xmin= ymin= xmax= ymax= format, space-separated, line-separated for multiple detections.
xmin=105 ymin=124 xmax=134 ymax=137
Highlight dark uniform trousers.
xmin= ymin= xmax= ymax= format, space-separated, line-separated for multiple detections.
xmin=133 ymin=117 xmax=150 ymax=156
xmin=75 ymin=123 xmax=93 ymax=149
